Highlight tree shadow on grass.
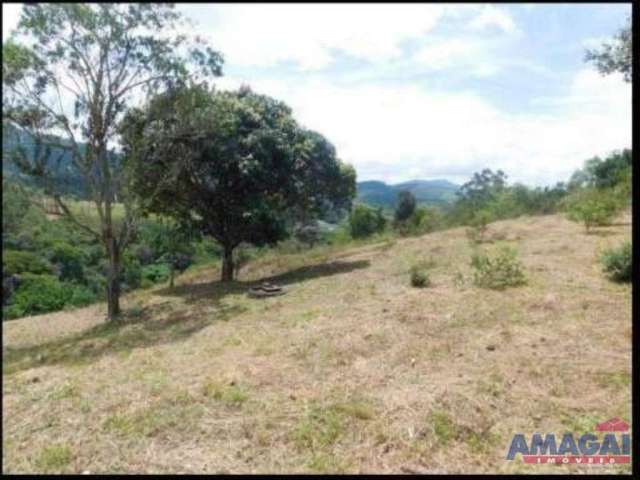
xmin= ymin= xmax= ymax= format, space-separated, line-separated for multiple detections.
xmin=156 ymin=259 xmax=370 ymax=304
xmin=3 ymin=299 xmax=245 ymax=375
xmin=3 ymin=259 xmax=369 ymax=375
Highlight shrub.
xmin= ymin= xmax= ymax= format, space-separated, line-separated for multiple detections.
xmin=470 ymin=247 xmax=527 ymax=290
xmin=3 ymin=250 xmax=51 ymax=276
xmin=600 ymin=242 xmax=631 ymax=282
xmin=416 ymin=206 xmax=444 ymax=233
xmin=410 ymin=265 xmax=430 ymax=288
xmin=349 ymin=205 xmax=386 ymax=239
xmin=83 ymin=269 xmax=107 ymax=295
xmin=396 ymin=206 xmax=442 ymax=237
xmin=564 ymin=188 xmax=621 ymax=232
xmin=466 ymin=209 xmax=493 ymax=243
xmin=133 ymin=244 xmax=155 ymax=265
xmin=67 ymin=285 xmax=98 ymax=307
xmin=141 ymin=263 xmax=171 ymax=284
xmin=121 ymin=253 xmax=142 ymax=290
xmin=5 ymin=274 xmax=71 ymax=318
xmin=49 ymin=243 xmax=86 ymax=282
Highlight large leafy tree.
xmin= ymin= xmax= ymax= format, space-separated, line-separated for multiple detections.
xmin=457 ymin=168 xmax=508 ymax=208
xmin=2 ymin=4 xmax=223 ymax=320
xmin=585 ymin=16 xmax=631 ymax=83
xmin=120 ymin=85 xmax=356 ymax=282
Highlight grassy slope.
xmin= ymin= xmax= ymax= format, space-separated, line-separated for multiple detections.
xmin=2 ymin=212 xmax=631 ymax=474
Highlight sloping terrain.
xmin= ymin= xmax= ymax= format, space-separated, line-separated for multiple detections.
xmin=2 ymin=212 xmax=631 ymax=474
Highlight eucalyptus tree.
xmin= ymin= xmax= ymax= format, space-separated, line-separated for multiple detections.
xmin=2 ymin=4 xmax=223 ymax=319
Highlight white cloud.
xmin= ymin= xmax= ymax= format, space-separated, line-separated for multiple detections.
xmin=2 ymin=3 xmax=22 ymax=41
xmin=5 ymin=3 xmax=628 ymax=188
xmin=411 ymin=37 xmax=503 ymax=77
xmin=179 ymin=4 xmax=454 ymax=70
xmin=216 ymin=69 xmax=630 ymax=186
xmin=468 ymin=5 xmax=518 ymax=34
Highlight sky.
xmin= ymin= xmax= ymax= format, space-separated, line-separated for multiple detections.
xmin=2 ymin=3 xmax=632 ymax=187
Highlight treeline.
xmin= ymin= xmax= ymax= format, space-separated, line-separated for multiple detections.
xmin=344 ymin=148 xmax=631 ymax=239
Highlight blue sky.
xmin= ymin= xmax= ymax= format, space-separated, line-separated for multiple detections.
xmin=3 ymin=3 xmax=631 ymax=186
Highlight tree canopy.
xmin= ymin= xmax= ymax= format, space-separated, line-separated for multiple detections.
xmin=2 ymin=3 xmax=223 ymax=319
xmin=120 ymin=85 xmax=355 ymax=281
xmin=585 ymin=16 xmax=631 ymax=82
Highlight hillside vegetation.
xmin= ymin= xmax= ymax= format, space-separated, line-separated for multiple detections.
xmin=2 ymin=211 xmax=631 ymax=474
xmin=356 ymin=179 xmax=459 ymax=209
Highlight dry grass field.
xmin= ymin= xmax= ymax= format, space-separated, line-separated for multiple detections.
xmin=2 ymin=212 xmax=632 ymax=474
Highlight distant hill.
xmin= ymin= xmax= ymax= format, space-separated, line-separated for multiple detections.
xmin=357 ymin=179 xmax=459 ymax=209
xmin=2 ymin=122 xmax=117 ymax=198
xmin=3 ymin=123 xmax=460 ymax=209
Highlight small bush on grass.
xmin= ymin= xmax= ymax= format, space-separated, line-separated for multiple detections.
xmin=471 ymin=247 xmax=526 ymax=290
xmin=600 ymin=241 xmax=631 ymax=282
xmin=564 ymin=188 xmax=621 ymax=232
xmin=409 ymin=262 xmax=432 ymax=288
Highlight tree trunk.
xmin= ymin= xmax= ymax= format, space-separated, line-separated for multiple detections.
xmin=169 ymin=264 xmax=175 ymax=289
xmin=221 ymin=245 xmax=234 ymax=282
xmin=105 ymin=236 xmax=121 ymax=320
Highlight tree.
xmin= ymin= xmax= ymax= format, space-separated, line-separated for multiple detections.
xmin=120 ymin=85 xmax=355 ymax=282
xmin=568 ymin=150 xmax=631 ymax=190
xmin=457 ymin=169 xmax=507 ymax=208
xmin=452 ymin=168 xmax=508 ymax=224
xmin=2 ymin=4 xmax=223 ymax=320
xmin=394 ymin=190 xmax=416 ymax=223
xmin=349 ymin=204 xmax=386 ymax=239
xmin=585 ymin=16 xmax=631 ymax=82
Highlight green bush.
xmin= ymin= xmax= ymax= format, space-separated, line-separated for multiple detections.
xmin=396 ymin=206 xmax=443 ymax=237
xmin=49 ymin=242 xmax=86 ymax=282
xmin=67 ymin=285 xmax=98 ymax=307
xmin=83 ymin=269 xmax=107 ymax=295
xmin=121 ymin=253 xmax=142 ymax=289
xmin=600 ymin=242 xmax=631 ymax=282
xmin=141 ymin=263 xmax=171 ymax=284
xmin=349 ymin=205 xmax=386 ymax=239
xmin=5 ymin=274 xmax=71 ymax=318
xmin=3 ymin=250 xmax=51 ymax=276
xmin=466 ymin=209 xmax=493 ymax=244
xmin=409 ymin=265 xmax=430 ymax=288
xmin=470 ymin=247 xmax=527 ymax=290
xmin=564 ymin=188 xmax=621 ymax=232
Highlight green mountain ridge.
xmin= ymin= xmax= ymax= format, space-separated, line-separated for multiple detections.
xmin=357 ymin=179 xmax=459 ymax=209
